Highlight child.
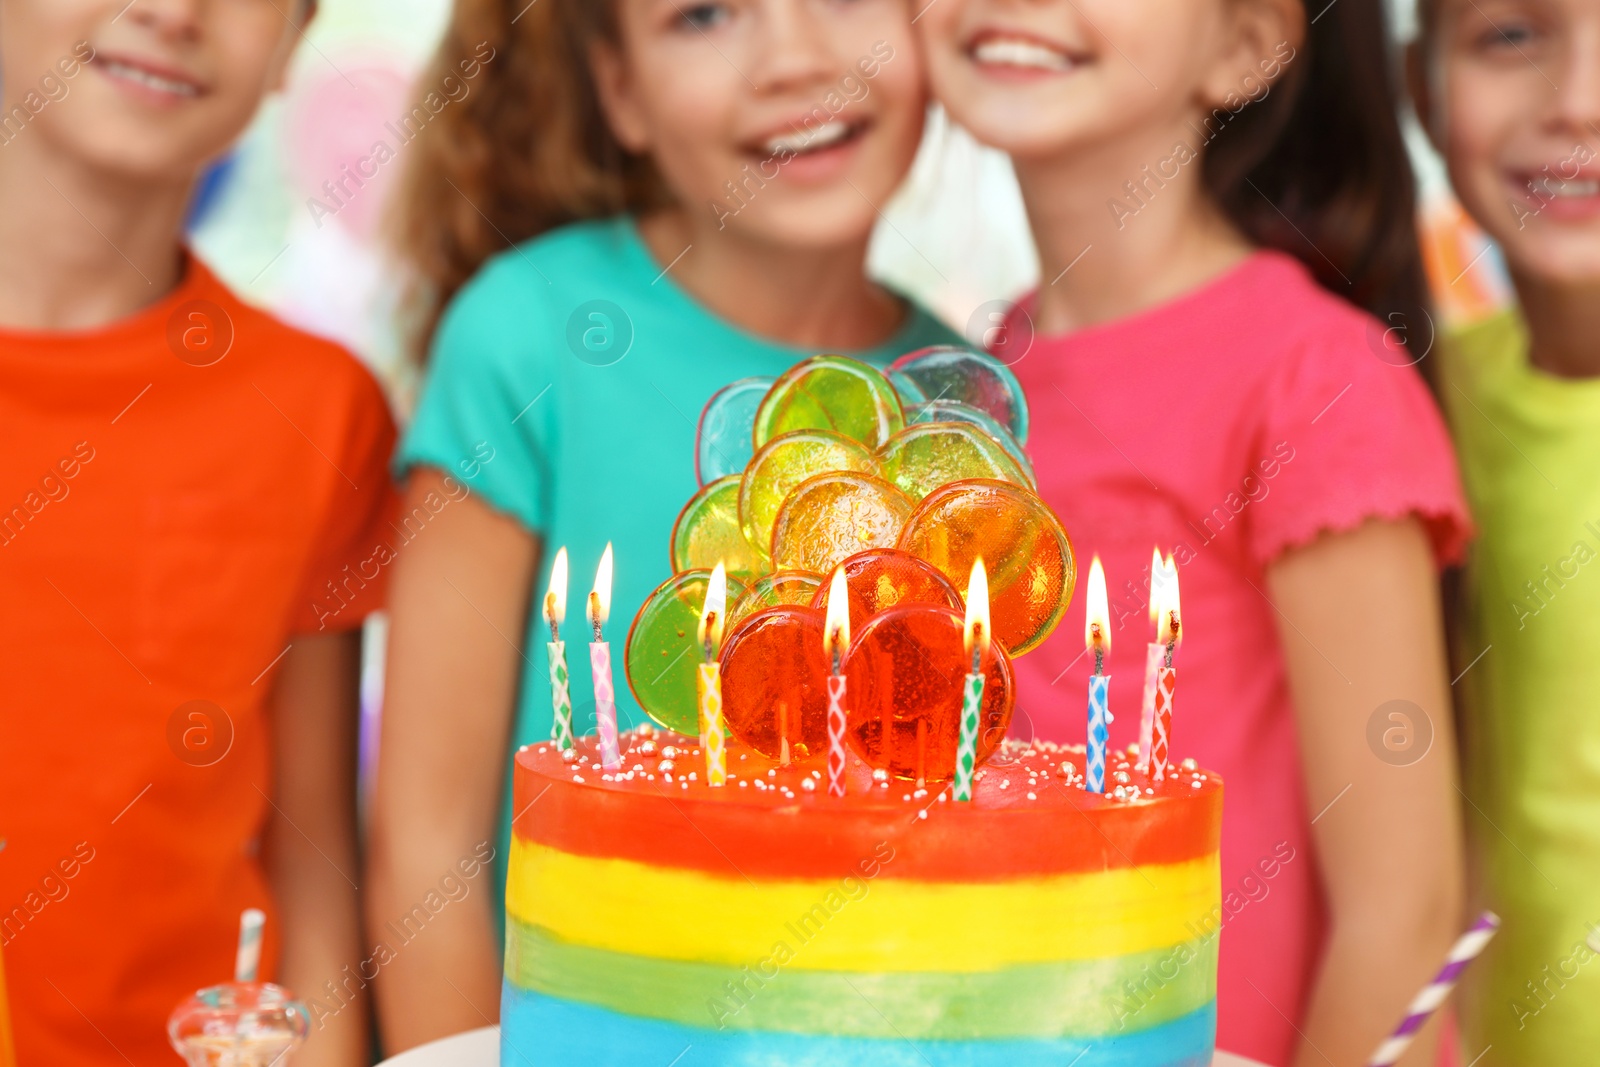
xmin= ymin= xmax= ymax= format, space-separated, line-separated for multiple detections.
xmin=1411 ymin=1 xmax=1600 ymax=1062
xmin=367 ymin=0 xmax=962 ymax=1049
xmin=917 ymin=0 xmax=1470 ymax=1063
xmin=0 ymin=2 xmax=394 ymax=1065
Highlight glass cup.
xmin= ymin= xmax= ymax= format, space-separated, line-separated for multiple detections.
xmin=167 ymin=983 xmax=310 ymax=1067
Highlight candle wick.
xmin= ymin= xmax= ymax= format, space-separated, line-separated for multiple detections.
xmin=589 ymin=591 xmax=604 ymax=641
xmin=702 ymin=610 xmax=719 ymax=663
xmin=544 ymin=594 xmax=560 ymax=643
xmin=1094 ymin=646 xmax=1105 ymax=676
xmin=969 ymin=621 xmax=985 ymax=675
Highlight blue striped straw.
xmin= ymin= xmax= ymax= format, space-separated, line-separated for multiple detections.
xmin=234 ymin=908 xmax=265 ymax=984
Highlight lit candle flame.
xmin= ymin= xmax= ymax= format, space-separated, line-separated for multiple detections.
xmin=698 ymin=563 xmax=727 ymax=660
xmin=1085 ymin=555 xmax=1110 ymax=660
xmin=545 ymin=546 xmax=569 ymax=639
xmin=1160 ymin=555 xmax=1182 ymax=651
xmin=824 ymin=566 xmax=850 ymax=673
xmin=588 ymin=542 xmax=614 ymax=637
xmin=963 ymin=558 xmax=991 ymax=666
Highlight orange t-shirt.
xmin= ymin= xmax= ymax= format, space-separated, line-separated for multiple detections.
xmin=0 ymin=255 xmax=397 ymax=1066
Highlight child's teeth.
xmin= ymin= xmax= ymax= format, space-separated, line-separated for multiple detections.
xmin=104 ymin=59 xmax=198 ymax=97
xmin=973 ymin=39 xmax=1072 ymax=72
xmin=765 ymin=120 xmax=850 ymax=157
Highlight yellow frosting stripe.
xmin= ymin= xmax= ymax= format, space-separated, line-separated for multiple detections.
xmin=507 ymin=839 xmax=1219 ymax=972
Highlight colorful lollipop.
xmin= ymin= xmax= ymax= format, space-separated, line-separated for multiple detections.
xmin=753 ymin=355 xmax=905 ymax=452
xmin=625 ymin=569 xmax=749 ymax=735
xmin=899 ymin=479 xmax=1074 ymax=656
xmin=672 ymin=475 xmax=769 ymax=580
xmin=888 ymin=346 xmax=1030 ymax=444
xmin=739 ymin=430 xmax=878 ymax=558
xmin=696 ymin=376 xmax=772 ymax=485
xmin=770 ymin=471 xmax=914 ymax=574
xmin=878 ymin=422 xmax=1033 ymax=502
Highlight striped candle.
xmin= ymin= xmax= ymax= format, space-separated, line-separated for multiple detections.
xmin=1138 ymin=641 xmax=1161 ymax=773
xmin=592 ymin=642 xmax=622 ymax=772
xmin=1150 ymin=665 xmax=1174 ymax=783
xmin=234 ymin=908 xmax=265 ymax=983
xmin=545 ymin=547 xmax=573 ymax=751
xmin=1086 ymin=675 xmax=1110 ymax=793
xmin=1367 ymin=912 xmax=1500 ymax=1066
xmin=699 ymin=663 xmax=726 ymax=786
xmin=954 ymin=672 xmax=983 ymax=801
xmin=824 ymin=567 xmax=850 ymax=798
xmin=548 ymin=641 xmax=573 ymax=751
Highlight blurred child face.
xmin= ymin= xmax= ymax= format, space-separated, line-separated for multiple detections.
xmin=916 ymin=0 xmax=1293 ymax=163
xmin=0 ymin=0 xmax=303 ymax=182
xmin=594 ymin=0 xmax=926 ymax=249
xmin=1423 ymin=0 xmax=1600 ymax=281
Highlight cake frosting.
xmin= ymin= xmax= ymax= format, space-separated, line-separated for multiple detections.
xmin=501 ymin=728 xmax=1222 ymax=1067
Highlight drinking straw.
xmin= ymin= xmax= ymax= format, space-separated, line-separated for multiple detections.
xmin=234 ymin=909 xmax=266 ymax=984
xmin=1367 ymin=911 xmax=1500 ymax=1066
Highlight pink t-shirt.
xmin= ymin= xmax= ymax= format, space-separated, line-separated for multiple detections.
xmin=1002 ymin=251 xmax=1470 ymax=1065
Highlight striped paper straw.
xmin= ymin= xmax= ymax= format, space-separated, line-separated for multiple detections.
xmin=1367 ymin=911 xmax=1500 ymax=1066
xmin=234 ymin=908 xmax=266 ymax=983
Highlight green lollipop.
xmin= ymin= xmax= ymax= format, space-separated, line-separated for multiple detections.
xmin=671 ymin=475 xmax=768 ymax=580
xmin=625 ymin=569 xmax=750 ymax=735
xmin=752 ymin=355 xmax=905 ymax=451
xmin=878 ymin=421 xmax=1033 ymax=502
xmin=739 ymin=430 xmax=879 ymax=558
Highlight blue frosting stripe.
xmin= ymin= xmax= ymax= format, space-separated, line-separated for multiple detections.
xmin=501 ymin=983 xmax=1215 ymax=1067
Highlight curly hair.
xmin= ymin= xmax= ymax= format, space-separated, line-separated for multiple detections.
xmin=391 ymin=0 xmax=672 ymax=364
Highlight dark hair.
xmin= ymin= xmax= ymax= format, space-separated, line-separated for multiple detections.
xmin=392 ymin=0 xmax=670 ymax=364
xmin=1206 ymin=0 xmax=1433 ymax=373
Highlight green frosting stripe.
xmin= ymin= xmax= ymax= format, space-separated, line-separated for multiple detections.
xmin=506 ymin=918 xmax=1216 ymax=1039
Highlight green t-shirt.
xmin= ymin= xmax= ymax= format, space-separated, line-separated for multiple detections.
xmin=1441 ymin=311 xmax=1600 ymax=1063
xmin=396 ymin=214 xmax=961 ymax=882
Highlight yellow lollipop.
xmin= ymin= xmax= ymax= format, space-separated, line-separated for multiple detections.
xmin=878 ymin=422 xmax=1033 ymax=502
xmin=671 ymin=475 xmax=768 ymax=580
xmin=739 ymin=430 xmax=879 ymax=558
xmin=770 ymin=472 xmax=914 ymax=574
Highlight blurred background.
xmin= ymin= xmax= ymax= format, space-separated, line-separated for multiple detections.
xmin=185 ymin=0 xmax=1516 ymax=771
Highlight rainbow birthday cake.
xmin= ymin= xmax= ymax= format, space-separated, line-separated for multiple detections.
xmin=502 ymin=349 xmax=1222 ymax=1066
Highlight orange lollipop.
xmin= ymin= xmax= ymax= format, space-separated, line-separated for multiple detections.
xmin=770 ymin=472 xmax=914 ymax=574
xmin=719 ymin=605 xmax=831 ymax=763
xmin=898 ymin=479 xmax=1075 ymax=656
xmin=809 ymin=547 xmax=962 ymax=625
xmin=841 ymin=604 xmax=1014 ymax=782
xmin=728 ymin=570 xmax=824 ymax=629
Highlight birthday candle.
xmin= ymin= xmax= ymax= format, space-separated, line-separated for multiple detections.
xmin=698 ymin=564 xmax=728 ymax=785
xmin=823 ymin=567 xmax=850 ymax=798
xmin=589 ymin=544 xmax=621 ymax=772
xmin=1151 ymin=556 xmax=1180 ymax=783
xmin=1138 ymin=547 xmax=1163 ymax=773
xmin=545 ymin=547 xmax=574 ymax=751
xmin=1085 ymin=556 xmax=1111 ymax=793
xmin=955 ymin=559 xmax=990 ymax=802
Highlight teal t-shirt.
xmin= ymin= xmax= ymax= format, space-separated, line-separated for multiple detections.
xmin=396 ymin=214 xmax=961 ymax=886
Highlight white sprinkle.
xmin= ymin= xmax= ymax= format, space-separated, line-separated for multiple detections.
xmin=1027 ymin=791 xmax=1037 ymax=800
xmin=917 ymin=809 xmax=928 ymax=820
xmin=739 ymin=780 xmax=748 ymax=788
xmin=801 ymin=778 xmax=816 ymax=792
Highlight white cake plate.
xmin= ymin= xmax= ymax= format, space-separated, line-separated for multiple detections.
xmin=374 ymin=1025 xmax=1268 ymax=1066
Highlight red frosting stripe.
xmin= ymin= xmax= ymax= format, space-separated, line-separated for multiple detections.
xmin=513 ymin=733 xmax=1222 ymax=882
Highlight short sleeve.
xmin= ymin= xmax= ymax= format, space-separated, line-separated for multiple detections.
xmin=1245 ymin=314 xmax=1473 ymax=570
xmin=290 ymin=362 xmax=401 ymax=635
xmin=395 ymin=254 xmax=557 ymax=533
